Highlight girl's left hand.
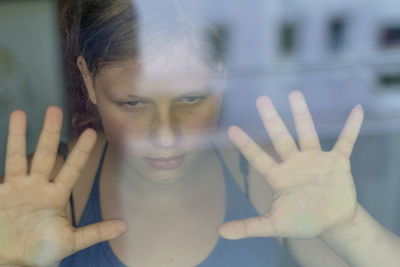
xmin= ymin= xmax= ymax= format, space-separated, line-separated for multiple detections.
xmin=219 ymin=91 xmax=364 ymax=239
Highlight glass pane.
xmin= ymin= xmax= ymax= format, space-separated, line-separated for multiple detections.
xmin=1 ymin=1 xmax=400 ymax=267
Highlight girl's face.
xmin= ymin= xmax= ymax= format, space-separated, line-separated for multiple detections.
xmin=80 ymin=42 xmax=224 ymax=184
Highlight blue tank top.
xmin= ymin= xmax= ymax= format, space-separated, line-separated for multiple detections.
xmin=60 ymin=143 xmax=281 ymax=266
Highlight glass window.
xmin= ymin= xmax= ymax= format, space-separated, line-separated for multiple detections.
xmin=1 ymin=1 xmax=400 ymax=267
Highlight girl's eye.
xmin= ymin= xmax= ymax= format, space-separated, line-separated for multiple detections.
xmin=120 ymin=101 xmax=143 ymax=108
xmin=180 ymin=96 xmax=205 ymax=104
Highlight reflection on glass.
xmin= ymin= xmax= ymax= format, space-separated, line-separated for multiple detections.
xmin=328 ymin=17 xmax=346 ymax=52
xmin=380 ymin=25 xmax=400 ymax=48
xmin=279 ymin=22 xmax=297 ymax=56
xmin=1 ymin=1 xmax=400 ymax=267
xmin=378 ymin=71 xmax=400 ymax=90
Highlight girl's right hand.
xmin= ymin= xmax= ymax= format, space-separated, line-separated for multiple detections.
xmin=0 ymin=106 xmax=126 ymax=266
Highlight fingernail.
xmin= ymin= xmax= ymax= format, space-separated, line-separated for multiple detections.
xmin=257 ymin=97 xmax=277 ymax=120
xmin=256 ymin=96 xmax=271 ymax=106
xmin=290 ymin=90 xmax=304 ymax=99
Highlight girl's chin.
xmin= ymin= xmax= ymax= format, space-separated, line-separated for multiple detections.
xmin=139 ymin=168 xmax=188 ymax=185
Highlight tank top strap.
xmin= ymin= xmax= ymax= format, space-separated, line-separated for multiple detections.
xmin=210 ymin=143 xmax=231 ymax=183
xmin=77 ymin=141 xmax=109 ymax=227
xmin=93 ymin=141 xmax=109 ymax=185
xmin=210 ymin=142 xmax=254 ymax=221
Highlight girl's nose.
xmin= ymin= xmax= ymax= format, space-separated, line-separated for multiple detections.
xmin=150 ymin=107 xmax=181 ymax=148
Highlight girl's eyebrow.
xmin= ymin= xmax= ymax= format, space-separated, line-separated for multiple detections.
xmin=178 ymin=87 xmax=214 ymax=96
xmin=111 ymin=87 xmax=215 ymax=100
xmin=172 ymin=90 xmax=213 ymax=101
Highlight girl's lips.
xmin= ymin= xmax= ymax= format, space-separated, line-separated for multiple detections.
xmin=145 ymin=154 xmax=186 ymax=170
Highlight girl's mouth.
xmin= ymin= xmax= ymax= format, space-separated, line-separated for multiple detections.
xmin=145 ymin=154 xmax=186 ymax=170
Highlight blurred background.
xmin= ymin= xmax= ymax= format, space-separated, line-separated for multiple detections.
xmin=1 ymin=0 xmax=400 ymax=266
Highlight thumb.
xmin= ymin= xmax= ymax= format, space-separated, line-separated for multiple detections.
xmin=218 ymin=216 xmax=276 ymax=240
xmin=73 ymin=219 xmax=127 ymax=253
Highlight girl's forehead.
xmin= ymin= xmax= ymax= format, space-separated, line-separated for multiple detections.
xmin=98 ymin=41 xmax=222 ymax=96
xmin=98 ymin=59 xmax=214 ymax=97
xmin=139 ymin=40 xmax=210 ymax=78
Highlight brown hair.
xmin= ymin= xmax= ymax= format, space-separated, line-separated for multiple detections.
xmin=60 ymin=0 xmax=229 ymax=136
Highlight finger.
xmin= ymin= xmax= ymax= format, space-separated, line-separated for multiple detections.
xmin=5 ymin=110 xmax=28 ymax=179
xmin=73 ymin=219 xmax=126 ymax=253
xmin=256 ymin=96 xmax=298 ymax=160
xmin=228 ymin=125 xmax=278 ymax=177
xmin=289 ymin=91 xmax=321 ymax=151
xmin=333 ymin=105 xmax=364 ymax=158
xmin=218 ymin=215 xmax=276 ymax=239
xmin=30 ymin=106 xmax=63 ymax=179
xmin=55 ymin=129 xmax=97 ymax=191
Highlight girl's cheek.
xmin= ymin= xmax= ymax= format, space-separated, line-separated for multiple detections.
xmin=102 ymin=113 xmax=151 ymax=153
xmin=101 ymin=112 xmax=132 ymax=147
xmin=102 ymin=117 xmax=126 ymax=149
xmin=181 ymin=106 xmax=220 ymax=132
